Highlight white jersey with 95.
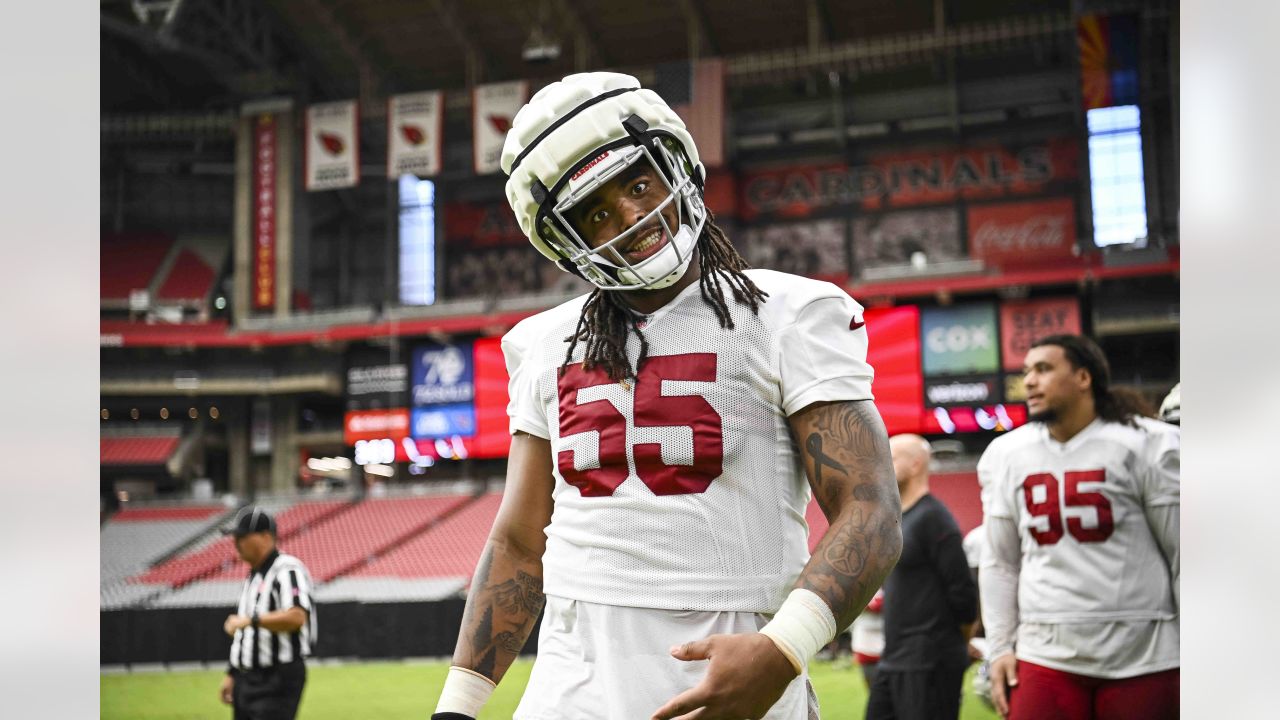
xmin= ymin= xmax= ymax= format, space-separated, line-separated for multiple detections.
xmin=978 ymin=416 xmax=1179 ymax=676
xmin=502 ymin=269 xmax=874 ymax=614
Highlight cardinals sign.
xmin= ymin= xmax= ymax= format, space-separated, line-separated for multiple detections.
xmin=473 ymin=81 xmax=527 ymax=175
xmin=387 ymin=91 xmax=443 ymax=178
xmin=305 ymin=100 xmax=359 ymax=190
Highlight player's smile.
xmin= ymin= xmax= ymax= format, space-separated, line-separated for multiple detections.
xmin=619 ymin=225 xmax=668 ymax=263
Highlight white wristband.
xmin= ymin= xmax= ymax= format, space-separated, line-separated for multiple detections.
xmin=758 ymin=589 xmax=838 ymax=674
xmin=434 ymin=666 xmax=496 ymax=717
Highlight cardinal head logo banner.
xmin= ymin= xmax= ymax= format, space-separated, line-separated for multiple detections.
xmin=388 ymin=91 xmax=443 ymax=178
xmin=473 ymin=81 xmax=528 ymax=175
xmin=305 ymin=100 xmax=359 ymax=190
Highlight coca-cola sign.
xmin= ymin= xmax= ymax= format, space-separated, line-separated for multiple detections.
xmin=967 ymin=197 xmax=1078 ymax=269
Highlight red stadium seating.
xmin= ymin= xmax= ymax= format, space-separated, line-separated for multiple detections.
xmin=197 ymin=495 xmax=470 ymax=583
xmin=155 ymin=248 xmax=215 ymax=302
xmin=112 ymin=505 xmax=224 ymax=522
xmin=350 ymin=493 xmax=503 ymax=579
xmin=803 ymin=471 xmax=983 ymax=553
xmin=135 ymin=499 xmax=351 ymax=587
xmin=101 ymin=234 xmax=173 ymax=300
xmin=100 ymin=436 xmax=180 ymax=466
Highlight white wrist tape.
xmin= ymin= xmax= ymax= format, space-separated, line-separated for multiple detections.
xmin=434 ymin=666 xmax=496 ymax=717
xmin=758 ymin=589 xmax=839 ymax=674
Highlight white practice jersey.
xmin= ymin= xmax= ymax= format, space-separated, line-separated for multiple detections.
xmin=979 ymin=416 xmax=1179 ymax=676
xmin=503 ymin=269 xmax=874 ymax=613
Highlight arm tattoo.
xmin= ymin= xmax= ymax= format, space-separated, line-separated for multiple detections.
xmin=793 ymin=400 xmax=902 ymax=631
xmin=805 ymin=433 xmax=847 ymax=492
xmin=453 ymin=545 xmax=546 ymax=682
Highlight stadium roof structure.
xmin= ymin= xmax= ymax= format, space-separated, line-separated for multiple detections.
xmin=101 ymin=0 xmax=1165 ymax=114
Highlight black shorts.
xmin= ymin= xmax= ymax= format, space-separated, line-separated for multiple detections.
xmin=233 ymin=660 xmax=307 ymax=720
xmin=865 ymin=658 xmax=968 ymax=720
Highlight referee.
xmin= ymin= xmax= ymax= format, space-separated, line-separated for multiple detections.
xmin=218 ymin=506 xmax=317 ymax=720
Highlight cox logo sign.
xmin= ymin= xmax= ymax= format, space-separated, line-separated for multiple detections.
xmin=921 ymin=304 xmax=999 ymax=375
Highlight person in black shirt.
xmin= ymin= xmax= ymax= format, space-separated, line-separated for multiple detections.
xmin=866 ymin=434 xmax=978 ymax=720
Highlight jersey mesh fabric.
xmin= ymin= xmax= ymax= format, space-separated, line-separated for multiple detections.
xmin=503 ymin=269 xmax=874 ymax=613
xmin=978 ymin=416 xmax=1180 ymax=677
xmin=979 ymin=417 xmax=1179 ymax=623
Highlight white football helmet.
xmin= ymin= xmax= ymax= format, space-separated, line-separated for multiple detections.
xmin=501 ymin=72 xmax=708 ymax=291
xmin=1159 ymin=382 xmax=1180 ymax=425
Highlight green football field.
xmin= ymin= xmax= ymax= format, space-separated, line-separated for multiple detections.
xmin=102 ymin=658 xmax=998 ymax=719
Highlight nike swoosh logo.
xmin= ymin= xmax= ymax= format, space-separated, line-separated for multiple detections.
xmin=850 ymin=317 xmax=865 ymax=330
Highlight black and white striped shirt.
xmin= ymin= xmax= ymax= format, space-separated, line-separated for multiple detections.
xmin=229 ymin=550 xmax=317 ymax=669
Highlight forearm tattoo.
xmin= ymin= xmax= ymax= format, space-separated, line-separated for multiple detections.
xmin=796 ymin=401 xmax=902 ymax=630
xmin=454 ymin=546 xmax=546 ymax=681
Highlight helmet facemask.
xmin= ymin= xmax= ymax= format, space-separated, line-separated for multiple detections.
xmin=539 ymin=138 xmax=707 ymax=291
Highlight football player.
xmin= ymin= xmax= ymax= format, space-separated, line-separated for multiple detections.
xmin=978 ymin=334 xmax=1179 ymax=719
xmin=430 ymin=72 xmax=902 ymax=720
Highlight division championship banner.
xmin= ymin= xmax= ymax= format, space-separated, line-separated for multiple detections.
xmin=305 ymin=100 xmax=360 ymax=190
xmin=252 ymin=114 xmax=277 ymax=310
xmin=387 ymin=91 xmax=443 ymax=178
xmin=473 ymin=81 xmax=527 ymax=175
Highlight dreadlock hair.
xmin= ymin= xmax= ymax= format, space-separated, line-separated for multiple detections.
xmin=1030 ymin=334 xmax=1152 ymax=427
xmin=561 ymin=213 xmax=768 ymax=382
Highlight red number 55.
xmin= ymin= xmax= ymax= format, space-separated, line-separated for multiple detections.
xmin=556 ymin=353 xmax=724 ymax=497
xmin=1022 ymin=470 xmax=1114 ymax=545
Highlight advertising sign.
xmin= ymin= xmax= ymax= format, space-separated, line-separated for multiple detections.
xmin=473 ymin=81 xmax=528 ymax=174
xmin=305 ymin=100 xmax=360 ymax=190
xmin=471 ymin=336 xmax=513 ymax=459
xmin=346 ymin=364 xmax=409 ymax=402
xmin=968 ymin=197 xmax=1078 ymax=269
xmin=411 ymin=341 xmax=476 ymax=439
xmin=921 ymin=303 xmax=1000 ymax=376
xmin=851 ymin=206 xmax=963 ymax=277
xmin=344 ymin=408 xmax=411 ymax=445
xmin=924 ymin=375 xmax=1001 ymax=408
xmin=739 ymin=137 xmax=1079 ymax=219
xmin=387 ymin=91 xmax=443 ymax=178
xmin=740 ymin=218 xmax=849 ymax=284
xmin=252 ymin=114 xmax=277 ymax=310
xmin=862 ymin=305 xmax=924 ymax=435
xmin=999 ymin=297 xmax=1082 ymax=371
xmin=411 ymin=405 xmax=477 ymax=439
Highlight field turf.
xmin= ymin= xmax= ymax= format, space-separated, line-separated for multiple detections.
xmin=102 ymin=658 xmax=998 ymax=719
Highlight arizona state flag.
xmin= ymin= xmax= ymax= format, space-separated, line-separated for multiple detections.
xmin=1078 ymin=14 xmax=1140 ymax=110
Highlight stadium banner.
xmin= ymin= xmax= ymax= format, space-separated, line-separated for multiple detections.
xmin=851 ymin=206 xmax=963 ymax=279
xmin=252 ymin=114 xmax=277 ymax=310
xmin=410 ymin=340 xmax=476 ymax=439
xmin=738 ymin=137 xmax=1079 ymax=219
xmin=968 ymin=197 xmax=1079 ymax=269
xmin=999 ymin=297 xmax=1082 ymax=371
xmin=473 ymin=81 xmax=528 ymax=174
xmin=387 ymin=91 xmax=443 ymax=178
xmin=344 ymin=408 xmax=411 ymax=445
xmin=920 ymin=302 xmax=1000 ymax=377
xmin=304 ymin=100 xmax=360 ymax=190
xmin=740 ymin=218 xmax=849 ymax=284
xmin=1078 ymin=14 xmax=1140 ymax=110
